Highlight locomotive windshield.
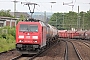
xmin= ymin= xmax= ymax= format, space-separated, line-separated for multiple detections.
xmin=19 ymin=24 xmax=38 ymax=32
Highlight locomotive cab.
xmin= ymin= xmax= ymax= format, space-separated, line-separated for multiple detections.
xmin=16 ymin=19 xmax=47 ymax=54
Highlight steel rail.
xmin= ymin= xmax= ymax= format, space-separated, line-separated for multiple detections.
xmin=82 ymin=42 xmax=90 ymax=48
xmin=29 ymin=40 xmax=59 ymax=60
xmin=61 ymin=40 xmax=68 ymax=60
xmin=61 ymin=39 xmax=83 ymax=60
xmin=68 ymin=41 xmax=83 ymax=60
xmin=10 ymin=55 xmax=22 ymax=60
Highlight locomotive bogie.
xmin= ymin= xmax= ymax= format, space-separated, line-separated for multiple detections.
xmin=16 ymin=44 xmax=40 ymax=51
xmin=16 ymin=43 xmax=41 ymax=54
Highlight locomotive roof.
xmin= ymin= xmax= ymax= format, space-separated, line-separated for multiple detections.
xmin=24 ymin=18 xmax=41 ymax=22
xmin=18 ymin=18 xmax=47 ymax=27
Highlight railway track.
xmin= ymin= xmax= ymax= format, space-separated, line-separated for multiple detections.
xmin=64 ymin=38 xmax=90 ymax=60
xmin=77 ymin=40 xmax=90 ymax=48
xmin=11 ymin=40 xmax=59 ymax=60
xmin=11 ymin=50 xmax=45 ymax=60
xmin=62 ymin=40 xmax=82 ymax=60
xmin=68 ymin=41 xmax=82 ymax=60
xmin=2 ymin=38 xmax=90 ymax=60
xmin=11 ymin=54 xmax=40 ymax=60
xmin=71 ymin=40 xmax=90 ymax=60
xmin=11 ymin=49 xmax=45 ymax=60
xmin=71 ymin=39 xmax=90 ymax=49
xmin=33 ymin=39 xmax=65 ymax=60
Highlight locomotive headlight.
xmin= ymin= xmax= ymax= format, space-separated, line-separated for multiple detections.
xmin=19 ymin=35 xmax=24 ymax=38
xmin=19 ymin=40 xmax=23 ymax=42
xmin=34 ymin=41 xmax=38 ymax=43
xmin=32 ymin=36 xmax=38 ymax=39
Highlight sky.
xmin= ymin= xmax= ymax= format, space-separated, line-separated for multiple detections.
xmin=0 ymin=0 xmax=90 ymax=13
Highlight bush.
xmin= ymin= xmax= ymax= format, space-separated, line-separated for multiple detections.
xmin=1 ymin=34 xmax=7 ymax=39
xmin=0 ymin=26 xmax=16 ymax=52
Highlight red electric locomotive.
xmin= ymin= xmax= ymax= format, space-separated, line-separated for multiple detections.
xmin=16 ymin=19 xmax=58 ymax=54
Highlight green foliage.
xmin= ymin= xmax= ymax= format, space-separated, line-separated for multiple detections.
xmin=0 ymin=26 xmax=16 ymax=52
xmin=0 ymin=38 xmax=15 ymax=52
xmin=16 ymin=15 xmax=26 ymax=24
xmin=48 ymin=12 xmax=64 ymax=28
xmin=1 ymin=34 xmax=7 ymax=39
xmin=0 ymin=10 xmax=13 ymax=17
xmin=49 ymin=10 xmax=90 ymax=30
xmin=8 ymin=28 xmax=16 ymax=39
xmin=1 ymin=26 xmax=16 ymax=39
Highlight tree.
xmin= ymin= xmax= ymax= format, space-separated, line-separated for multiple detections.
xmin=49 ymin=10 xmax=90 ymax=30
xmin=0 ymin=10 xmax=12 ymax=17
xmin=48 ymin=12 xmax=64 ymax=29
xmin=16 ymin=15 xmax=26 ymax=24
